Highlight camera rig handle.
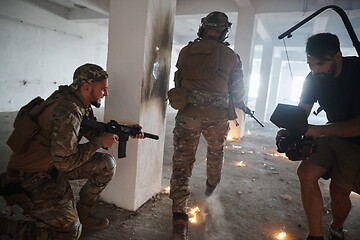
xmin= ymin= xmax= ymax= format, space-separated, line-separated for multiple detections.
xmin=278 ymin=5 xmax=360 ymax=56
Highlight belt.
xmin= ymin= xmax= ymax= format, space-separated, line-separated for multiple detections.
xmin=188 ymin=90 xmax=229 ymax=109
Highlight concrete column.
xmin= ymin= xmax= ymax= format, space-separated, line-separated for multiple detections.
xmin=254 ymin=43 xmax=274 ymax=122
xmin=101 ymin=0 xmax=176 ymax=211
xmin=265 ymin=57 xmax=282 ymax=121
xmin=277 ymin=61 xmax=293 ymax=103
xmin=229 ymin=7 xmax=256 ymax=139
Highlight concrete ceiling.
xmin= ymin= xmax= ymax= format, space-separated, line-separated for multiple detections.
xmin=32 ymin=0 xmax=360 ymax=58
xmin=174 ymin=0 xmax=360 ymax=58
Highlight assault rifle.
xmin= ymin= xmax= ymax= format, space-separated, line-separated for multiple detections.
xmin=229 ymin=99 xmax=264 ymax=127
xmin=81 ymin=117 xmax=159 ymax=158
xmin=240 ymin=104 xmax=264 ymax=127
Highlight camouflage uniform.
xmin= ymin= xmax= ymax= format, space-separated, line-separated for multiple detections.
xmin=1 ymin=64 xmax=115 ymax=239
xmin=170 ymin=37 xmax=245 ymax=213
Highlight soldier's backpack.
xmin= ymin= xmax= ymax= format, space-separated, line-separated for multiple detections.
xmin=6 ymin=96 xmax=47 ymax=154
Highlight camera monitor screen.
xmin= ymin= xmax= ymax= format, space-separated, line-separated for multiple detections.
xmin=270 ymin=103 xmax=308 ymax=135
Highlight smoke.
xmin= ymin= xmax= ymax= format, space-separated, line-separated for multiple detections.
xmin=202 ymin=193 xmax=235 ymax=240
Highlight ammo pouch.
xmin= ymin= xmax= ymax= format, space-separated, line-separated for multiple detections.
xmin=176 ymin=90 xmax=230 ymax=119
xmin=6 ymin=96 xmax=45 ymax=154
xmin=188 ymin=90 xmax=229 ymax=109
xmin=167 ymin=87 xmax=189 ymax=110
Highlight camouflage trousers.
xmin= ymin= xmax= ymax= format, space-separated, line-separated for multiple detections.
xmin=1 ymin=152 xmax=116 ymax=240
xmin=170 ymin=115 xmax=229 ymax=213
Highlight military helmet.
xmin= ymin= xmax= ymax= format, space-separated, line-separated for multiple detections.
xmin=71 ymin=63 xmax=108 ymax=90
xmin=197 ymin=11 xmax=232 ymax=41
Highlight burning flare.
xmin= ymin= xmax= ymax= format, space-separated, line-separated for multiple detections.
xmin=272 ymin=153 xmax=287 ymax=158
xmin=236 ymin=161 xmax=246 ymax=167
xmin=163 ymin=186 xmax=170 ymax=194
xmin=226 ymin=136 xmax=235 ymax=141
xmin=276 ymin=231 xmax=286 ymax=239
xmin=187 ymin=206 xmax=201 ymax=224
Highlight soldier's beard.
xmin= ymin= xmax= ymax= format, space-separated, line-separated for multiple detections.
xmin=90 ymin=90 xmax=102 ymax=108
xmin=91 ymin=101 xmax=101 ymax=108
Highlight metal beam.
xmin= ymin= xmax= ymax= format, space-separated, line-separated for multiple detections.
xmin=234 ymin=0 xmax=253 ymax=8
xmin=68 ymin=8 xmax=108 ymax=21
xmin=71 ymin=0 xmax=109 ymax=16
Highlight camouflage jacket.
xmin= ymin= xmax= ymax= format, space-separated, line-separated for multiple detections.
xmin=174 ymin=38 xmax=245 ymax=118
xmin=8 ymin=86 xmax=103 ymax=172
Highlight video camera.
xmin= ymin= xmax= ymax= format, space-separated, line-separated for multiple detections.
xmin=270 ymin=104 xmax=316 ymax=161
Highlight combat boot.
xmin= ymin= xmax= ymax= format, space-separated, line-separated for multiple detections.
xmin=0 ymin=213 xmax=14 ymax=237
xmin=173 ymin=212 xmax=189 ymax=240
xmin=205 ymin=180 xmax=216 ymax=196
xmin=76 ymin=202 xmax=109 ymax=230
xmin=328 ymin=225 xmax=345 ymax=240
xmin=0 ymin=213 xmax=37 ymax=239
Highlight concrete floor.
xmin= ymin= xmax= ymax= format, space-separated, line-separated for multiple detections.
xmin=1 ymin=110 xmax=360 ymax=240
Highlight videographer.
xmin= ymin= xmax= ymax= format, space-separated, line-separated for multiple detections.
xmin=277 ymin=33 xmax=360 ymax=240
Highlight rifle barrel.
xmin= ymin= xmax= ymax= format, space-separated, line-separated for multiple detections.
xmin=250 ymin=114 xmax=265 ymax=127
xmin=144 ymin=132 xmax=159 ymax=140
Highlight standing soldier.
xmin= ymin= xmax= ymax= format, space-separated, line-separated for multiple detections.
xmin=0 ymin=63 xmax=143 ymax=239
xmin=168 ymin=12 xmax=245 ymax=240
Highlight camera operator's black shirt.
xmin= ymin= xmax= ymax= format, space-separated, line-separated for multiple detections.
xmin=300 ymin=56 xmax=360 ymax=144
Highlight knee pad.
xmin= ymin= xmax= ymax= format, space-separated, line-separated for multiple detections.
xmin=100 ymin=153 xmax=116 ymax=172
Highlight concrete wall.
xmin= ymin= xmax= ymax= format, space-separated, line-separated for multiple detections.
xmin=101 ymin=0 xmax=176 ymax=211
xmin=0 ymin=0 xmax=108 ymax=112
